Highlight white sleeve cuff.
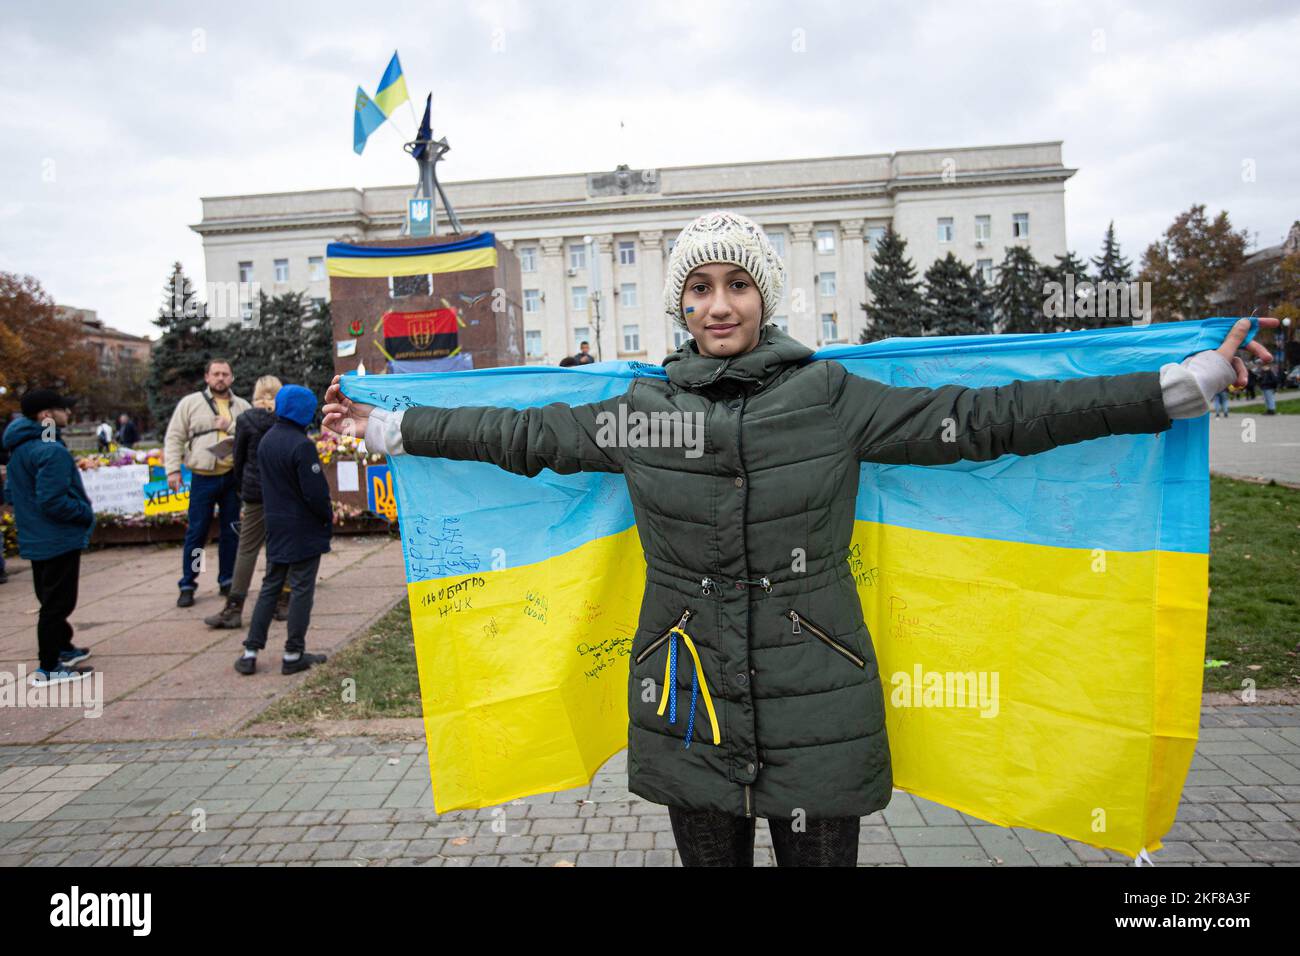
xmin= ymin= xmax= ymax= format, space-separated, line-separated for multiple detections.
xmin=1160 ymin=351 xmax=1237 ymax=420
xmin=364 ymin=408 xmax=406 ymax=456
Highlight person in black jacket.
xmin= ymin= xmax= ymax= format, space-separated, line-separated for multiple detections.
xmin=115 ymin=414 xmax=140 ymax=448
xmin=236 ymin=384 xmax=332 ymax=675
xmin=206 ymin=376 xmax=280 ymax=628
xmin=1258 ymin=361 xmax=1281 ymax=414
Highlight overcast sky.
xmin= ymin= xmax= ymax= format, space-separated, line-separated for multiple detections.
xmin=1 ymin=0 xmax=1296 ymax=337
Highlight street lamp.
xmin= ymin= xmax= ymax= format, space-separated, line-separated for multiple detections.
xmin=583 ymin=235 xmax=603 ymax=361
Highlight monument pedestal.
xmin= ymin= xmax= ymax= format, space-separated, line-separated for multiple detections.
xmin=327 ymin=232 xmax=524 ymax=377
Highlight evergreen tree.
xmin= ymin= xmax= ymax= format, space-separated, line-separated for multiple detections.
xmin=220 ymin=292 xmax=333 ymax=423
xmin=860 ymin=225 xmax=924 ymax=342
xmin=146 ymin=262 xmax=218 ymax=428
xmin=302 ymin=300 xmax=335 ymax=413
xmin=1041 ymin=251 xmax=1094 ymax=331
xmin=1091 ymin=221 xmax=1133 ymax=286
xmin=992 ymin=246 xmax=1045 ymax=333
xmin=921 ymin=253 xmax=991 ymax=336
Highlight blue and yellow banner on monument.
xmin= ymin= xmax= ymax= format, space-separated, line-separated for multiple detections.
xmin=341 ymin=318 xmax=1254 ymax=857
xmin=326 ymin=232 xmax=498 ymax=279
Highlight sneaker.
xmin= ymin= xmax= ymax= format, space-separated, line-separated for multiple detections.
xmin=59 ymin=646 xmax=91 ymax=666
xmin=177 ymin=589 xmax=195 ymax=608
xmin=0 ymin=570 xmax=8 ymax=584
xmin=282 ymin=652 xmax=326 ymax=675
xmin=234 ymin=654 xmax=257 ymax=675
xmin=31 ymin=666 xmax=94 ymax=687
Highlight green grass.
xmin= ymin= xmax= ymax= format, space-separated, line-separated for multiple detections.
xmin=259 ymin=478 xmax=1300 ymax=725
xmin=1232 ymin=397 xmax=1300 ymax=415
xmin=1204 ymin=475 xmax=1300 ymax=692
xmin=253 ymin=597 xmax=422 ymax=724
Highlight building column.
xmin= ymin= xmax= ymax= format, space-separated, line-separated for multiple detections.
xmin=540 ymin=237 xmax=567 ymax=363
xmin=590 ymin=234 xmax=616 ymax=359
xmin=840 ymin=219 xmax=866 ymax=344
xmin=788 ymin=222 xmax=817 ymax=347
xmin=639 ymin=230 xmax=666 ymax=359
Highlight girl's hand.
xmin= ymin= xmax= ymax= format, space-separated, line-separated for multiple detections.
xmin=322 ymin=373 xmax=375 ymax=440
xmin=1213 ymin=318 xmax=1279 ymax=387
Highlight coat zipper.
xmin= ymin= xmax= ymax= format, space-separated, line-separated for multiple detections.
xmin=634 ymin=608 xmax=692 ymax=665
xmin=786 ymin=610 xmax=866 ymax=669
xmin=744 ymin=782 xmax=752 ymax=818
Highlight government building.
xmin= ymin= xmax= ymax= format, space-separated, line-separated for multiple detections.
xmin=191 ymin=141 xmax=1074 ymax=365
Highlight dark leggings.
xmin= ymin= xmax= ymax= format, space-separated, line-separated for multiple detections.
xmin=668 ymin=805 xmax=860 ymax=867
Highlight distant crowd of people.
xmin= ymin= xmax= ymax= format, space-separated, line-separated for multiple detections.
xmin=1212 ymin=358 xmax=1287 ymax=417
xmin=2 ymin=359 xmax=333 ymax=686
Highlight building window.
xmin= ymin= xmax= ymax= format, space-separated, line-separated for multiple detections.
xmin=867 ymin=227 xmax=886 ymax=253
xmin=622 ymin=323 xmax=641 ymax=352
xmin=574 ymin=326 xmax=590 ymax=352
xmin=572 ymin=286 xmax=588 ymax=311
xmin=520 ymin=246 xmax=538 ymax=272
xmin=569 ymin=244 xmax=587 ymax=270
xmin=618 ymin=241 xmax=636 ymax=266
xmin=766 ymin=232 xmax=786 ymax=259
xmin=666 ymin=238 xmax=676 ymax=255
xmin=274 ymin=259 xmax=289 ymax=283
xmin=819 ymin=272 xmax=837 ymax=297
xmin=308 ymin=256 xmax=325 ymax=281
xmin=816 ymin=229 xmax=836 ymax=254
xmin=619 ymin=282 xmax=638 ymax=307
xmin=821 ymin=313 xmax=838 ymax=342
xmin=672 ymin=328 xmax=691 ymax=348
xmin=937 ymin=218 xmax=954 ymax=243
xmin=974 ymin=216 xmax=991 ymax=242
xmin=1012 ymin=213 xmax=1030 ymax=238
xmin=238 ymin=261 xmax=253 ymax=284
xmin=524 ymin=289 xmax=541 ymax=313
xmin=525 ymin=329 xmax=543 ymax=357
xmin=977 ymin=259 xmax=994 ymax=284
xmin=772 ymin=315 xmax=789 ymax=333
xmin=389 ymin=274 xmax=432 ymax=298
xmin=240 ymin=301 xmax=253 ymax=322
xmin=311 ymin=297 xmax=326 ymax=312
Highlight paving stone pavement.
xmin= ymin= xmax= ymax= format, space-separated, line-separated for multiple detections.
xmin=0 ymin=537 xmax=406 ymax=745
xmin=1211 ymin=399 xmax=1300 ymax=486
xmin=1 ymin=705 xmax=1298 ymax=867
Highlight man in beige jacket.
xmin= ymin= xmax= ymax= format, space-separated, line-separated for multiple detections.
xmin=164 ymin=359 xmax=251 ymax=607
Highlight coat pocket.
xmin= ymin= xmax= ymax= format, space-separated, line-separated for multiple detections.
xmin=634 ymin=607 xmax=693 ymax=666
xmin=784 ymin=609 xmax=866 ymax=669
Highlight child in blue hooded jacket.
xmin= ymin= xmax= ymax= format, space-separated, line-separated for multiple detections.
xmin=236 ymin=384 xmax=332 ymax=676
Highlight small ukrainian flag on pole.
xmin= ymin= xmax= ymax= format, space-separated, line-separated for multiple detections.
xmin=373 ymin=51 xmax=410 ymax=117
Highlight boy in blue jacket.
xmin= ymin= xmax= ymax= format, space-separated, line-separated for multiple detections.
xmin=2 ymin=390 xmax=95 ymax=686
xmin=236 ymin=385 xmax=332 ymax=675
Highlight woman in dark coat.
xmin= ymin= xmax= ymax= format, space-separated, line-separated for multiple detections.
xmin=323 ymin=210 xmax=1274 ymax=867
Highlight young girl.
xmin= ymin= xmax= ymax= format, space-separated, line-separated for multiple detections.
xmin=324 ymin=210 xmax=1273 ymax=867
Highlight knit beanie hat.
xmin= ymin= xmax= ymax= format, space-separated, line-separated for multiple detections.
xmin=662 ymin=211 xmax=785 ymax=329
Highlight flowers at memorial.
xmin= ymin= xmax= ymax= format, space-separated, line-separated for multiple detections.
xmin=92 ymin=511 xmax=190 ymax=529
xmin=1 ymin=508 xmax=17 ymax=557
xmin=76 ymin=448 xmax=163 ymax=470
xmin=313 ymin=432 xmax=383 ymax=465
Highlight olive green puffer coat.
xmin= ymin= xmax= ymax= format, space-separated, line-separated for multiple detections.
xmin=397 ymin=324 xmax=1172 ymax=820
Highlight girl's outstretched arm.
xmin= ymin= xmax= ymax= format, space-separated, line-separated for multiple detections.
xmin=322 ymin=374 xmax=630 ymax=476
xmin=828 ymin=318 xmax=1276 ymax=466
